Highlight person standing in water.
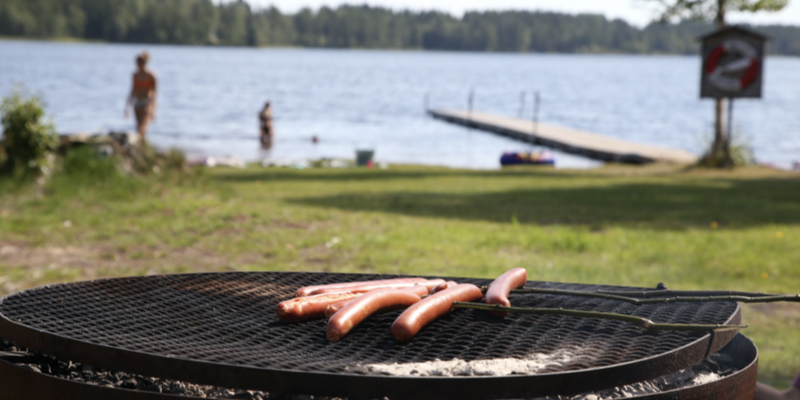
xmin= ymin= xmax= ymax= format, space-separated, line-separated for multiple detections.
xmin=125 ymin=52 xmax=157 ymax=143
xmin=259 ymin=101 xmax=274 ymax=148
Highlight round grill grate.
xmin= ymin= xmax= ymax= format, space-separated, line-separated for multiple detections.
xmin=0 ymin=272 xmax=740 ymax=399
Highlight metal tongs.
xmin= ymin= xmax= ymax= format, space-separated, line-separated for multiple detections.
xmin=452 ymin=283 xmax=800 ymax=332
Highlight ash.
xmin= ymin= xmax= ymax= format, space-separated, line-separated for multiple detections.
xmin=363 ymin=348 xmax=588 ymax=376
xmin=539 ymin=367 xmax=720 ymax=400
xmin=539 ymin=351 xmax=736 ymax=400
xmin=364 ymin=348 xmax=735 ymax=399
xmin=0 ymin=340 xmax=345 ymax=400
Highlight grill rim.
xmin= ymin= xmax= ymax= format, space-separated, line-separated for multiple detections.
xmin=0 ymin=333 xmax=758 ymax=400
xmin=0 ymin=272 xmax=742 ymax=400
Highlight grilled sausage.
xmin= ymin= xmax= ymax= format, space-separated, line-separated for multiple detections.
xmin=324 ymin=284 xmax=430 ymax=319
xmin=295 ymin=278 xmax=428 ymax=297
xmin=430 ymin=281 xmax=459 ymax=294
xmin=327 ymin=288 xmax=423 ymax=342
xmin=308 ymin=279 xmax=445 ymax=296
xmin=400 ymin=283 xmax=433 ymax=297
xmin=325 ymin=300 xmax=352 ymax=319
xmin=391 ymin=284 xmax=483 ymax=341
xmin=276 ymin=292 xmax=361 ymax=322
xmin=485 ymin=268 xmax=528 ymax=317
xmin=325 ymin=300 xmax=353 ymax=319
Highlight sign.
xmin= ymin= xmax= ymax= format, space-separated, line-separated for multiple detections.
xmin=699 ymin=26 xmax=767 ymax=99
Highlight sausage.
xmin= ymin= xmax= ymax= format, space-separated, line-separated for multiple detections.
xmin=327 ymin=288 xmax=423 ymax=342
xmin=308 ymin=279 xmax=445 ymax=296
xmin=309 ymin=279 xmax=444 ymax=296
xmin=324 ymin=284 xmax=430 ymax=319
xmin=430 ymin=281 xmax=459 ymax=294
xmin=276 ymin=292 xmax=361 ymax=322
xmin=296 ymin=278 xmax=432 ymax=297
xmin=324 ymin=300 xmax=352 ymax=319
xmin=400 ymin=283 xmax=433 ymax=297
xmin=295 ymin=278 xmax=428 ymax=297
xmin=485 ymin=268 xmax=528 ymax=317
xmin=391 ymin=284 xmax=483 ymax=341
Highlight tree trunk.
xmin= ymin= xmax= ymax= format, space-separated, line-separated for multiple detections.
xmin=716 ymin=0 xmax=726 ymax=29
xmin=713 ymin=97 xmax=728 ymax=157
xmin=710 ymin=0 xmax=731 ymax=166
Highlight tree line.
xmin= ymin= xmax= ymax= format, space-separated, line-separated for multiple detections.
xmin=1 ymin=0 xmax=798 ymax=55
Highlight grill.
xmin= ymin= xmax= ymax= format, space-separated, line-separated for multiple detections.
xmin=0 ymin=272 xmax=743 ymax=399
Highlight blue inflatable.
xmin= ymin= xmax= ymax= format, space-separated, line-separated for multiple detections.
xmin=500 ymin=151 xmax=555 ymax=166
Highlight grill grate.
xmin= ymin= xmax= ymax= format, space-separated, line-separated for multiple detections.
xmin=0 ymin=272 xmax=740 ymax=399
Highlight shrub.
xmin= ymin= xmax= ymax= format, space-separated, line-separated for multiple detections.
xmin=0 ymin=88 xmax=58 ymax=177
xmin=695 ymin=128 xmax=754 ymax=169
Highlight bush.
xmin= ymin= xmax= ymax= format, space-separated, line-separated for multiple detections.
xmin=695 ymin=127 xmax=754 ymax=169
xmin=0 ymin=88 xmax=58 ymax=177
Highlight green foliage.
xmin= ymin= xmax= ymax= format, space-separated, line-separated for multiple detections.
xmin=729 ymin=0 xmax=788 ymax=12
xmin=0 ymin=1 xmax=798 ymax=55
xmin=648 ymin=0 xmax=788 ymax=25
xmin=729 ymin=143 xmax=755 ymax=166
xmin=0 ymin=88 xmax=57 ymax=177
xmin=162 ymin=148 xmax=187 ymax=171
xmin=696 ymin=130 xmax=754 ymax=168
xmin=697 ymin=148 xmax=734 ymax=168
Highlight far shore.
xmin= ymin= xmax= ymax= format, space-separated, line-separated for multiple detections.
xmin=3 ymin=36 xmax=800 ymax=57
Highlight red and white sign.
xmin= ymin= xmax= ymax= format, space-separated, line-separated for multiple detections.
xmin=705 ymin=40 xmax=760 ymax=93
xmin=699 ymin=27 xmax=765 ymax=99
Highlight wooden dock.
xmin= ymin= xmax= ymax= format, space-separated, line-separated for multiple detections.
xmin=429 ymin=109 xmax=698 ymax=164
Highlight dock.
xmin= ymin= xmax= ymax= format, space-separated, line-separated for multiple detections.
xmin=429 ymin=109 xmax=698 ymax=164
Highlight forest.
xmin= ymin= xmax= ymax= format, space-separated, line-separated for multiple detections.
xmin=1 ymin=0 xmax=799 ymax=55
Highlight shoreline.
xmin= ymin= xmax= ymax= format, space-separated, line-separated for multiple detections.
xmin=2 ymin=36 xmax=799 ymax=57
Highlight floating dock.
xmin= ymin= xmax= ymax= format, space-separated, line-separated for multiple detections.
xmin=429 ymin=109 xmax=698 ymax=164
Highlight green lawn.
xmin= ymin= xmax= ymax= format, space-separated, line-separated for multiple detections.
xmin=1 ymin=163 xmax=798 ymax=387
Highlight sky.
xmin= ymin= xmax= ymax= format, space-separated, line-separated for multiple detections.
xmin=246 ymin=0 xmax=800 ymax=27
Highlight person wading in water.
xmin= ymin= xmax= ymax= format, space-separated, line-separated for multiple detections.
xmin=125 ymin=52 xmax=157 ymax=143
xmin=259 ymin=101 xmax=274 ymax=148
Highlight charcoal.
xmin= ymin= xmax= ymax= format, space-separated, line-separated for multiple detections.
xmin=0 ymin=338 xmax=339 ymax=399
xmin=142 ymin=384 xmax=162 ymax=393
xmin=121 ymin=378 xmax=138 ymax=389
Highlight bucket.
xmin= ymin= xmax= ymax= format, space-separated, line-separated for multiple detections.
xmin=355 ymin=149 xmax=374 ymax=166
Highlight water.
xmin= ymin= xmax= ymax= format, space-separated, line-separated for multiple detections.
xmin=1 ymin=40 xmax=798 ymax=169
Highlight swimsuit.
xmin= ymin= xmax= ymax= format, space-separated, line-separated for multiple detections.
xmin=132 ymin=73 xmax=155 ymax=111
xmin=134 ymin=74 xmax=155 ymax=90
xmin=133 ymin=97 xmax=151 ymax=111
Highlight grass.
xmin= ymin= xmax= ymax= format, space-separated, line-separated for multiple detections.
xmin=1 ymin=162 xmax=799 ymax=388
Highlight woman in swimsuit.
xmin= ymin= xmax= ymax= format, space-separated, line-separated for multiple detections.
xmin=125 ymin=52 xmax=157 ymax=143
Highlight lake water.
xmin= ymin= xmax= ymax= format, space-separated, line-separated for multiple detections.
xmin=1 ymin=40 xmax=798 ymax=169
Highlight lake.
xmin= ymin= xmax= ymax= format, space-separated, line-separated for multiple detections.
xmin=1 ymin=40 xmax=798 ymax=169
